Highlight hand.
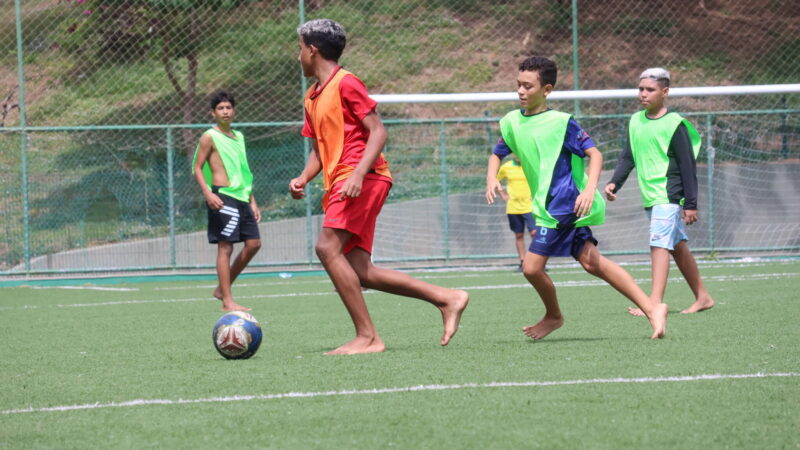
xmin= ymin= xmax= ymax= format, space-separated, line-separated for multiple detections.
xmin=251 ymin=204 xmax=261 ymax=222
xmin=485 ymin=179 xmax=504 ymax=204
xmin=338 ymin=172 xmax=364 ymax=200
xmin=289 ymin=176 xmax=307 ymax=199
xmin=574 ymin=190 xmax=594 ymax=217
xmin=683 ymin=209 xmax=698 ymax=225
xmin=604 ymin=183 xmax=617 ymax=201
xmin=205 ymin=193 xmax=224 ymax=210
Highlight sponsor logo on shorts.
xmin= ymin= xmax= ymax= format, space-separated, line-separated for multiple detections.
xmin=650 ymin=233 xmax=662 ymax=242
xmin=535 ymin=227 xmax=548 ymax=244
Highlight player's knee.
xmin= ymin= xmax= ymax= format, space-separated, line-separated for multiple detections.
xmin=579 ymin=257 xmax=600 ymax=275
xmin=246 ymin=240 xmax=261 ymax=253
xmin=218 ymin=243 xmax=234 ymax=257
xmin=522 ymin=265 xmax=545 ymax=280
xmin=314 ymin=241 xmax=336 ymax=262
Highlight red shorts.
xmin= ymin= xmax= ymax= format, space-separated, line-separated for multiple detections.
xmin=324 ymin=174 xmax=392 ymax=255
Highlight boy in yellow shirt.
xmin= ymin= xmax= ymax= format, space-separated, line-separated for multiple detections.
xmin=495 ymin=156 xmax=536 ymax=271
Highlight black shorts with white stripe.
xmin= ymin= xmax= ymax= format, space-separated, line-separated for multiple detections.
xmin=207 ymin=187 xmax=260 ymax=244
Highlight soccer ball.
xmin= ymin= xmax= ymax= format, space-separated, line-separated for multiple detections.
xmin=212 ymin=311 xmax=263 ymax=360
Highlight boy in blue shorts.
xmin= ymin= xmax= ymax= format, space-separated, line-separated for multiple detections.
xmin=604 ymin=68 xmax=714 ymax=316
xmin=486 ymin=56 xmax=667 ymax=340
xmin=495 ymin=156 xmax=537 ymax=271
xmin=193 ymin=90 xmax=261 ymax=312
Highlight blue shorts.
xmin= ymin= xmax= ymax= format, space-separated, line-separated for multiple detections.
xmin=646 ymin=204 xmax=688 ymax=250
xmin=507 ymin=213 xmax=536 ymax=233
xmin=529 ymin=225 xmax=598 ymax=260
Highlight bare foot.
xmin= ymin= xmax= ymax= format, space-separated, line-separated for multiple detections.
xmin=681 ymin=296 xmax=714 ymax=314
xmin=439 ymin=290 xmax=469 ymax=346
xmin=221 ymin=301 xmax=251 ymax=312
xmin=325 ymin=335 xmax=386 ymax=355
xmin=522 ymin=315 xmax=564 ymax=340
xmin=627 ymin=307 xmax=646 ymax=317
xmin=213 ymin=286 xmax=223 ymax=301
xmin=647 ymin=303 xmax=668 ymax=339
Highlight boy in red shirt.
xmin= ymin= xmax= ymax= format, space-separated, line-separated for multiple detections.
xmin=290 ymin=19 xmax=469 ymax=355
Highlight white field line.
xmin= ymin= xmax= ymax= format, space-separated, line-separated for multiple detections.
xmin=2 ymin=372 xmax=796 ymax=416
xmin=3 ymin=272 xmax=797 ymax=311
xmin=28 ymin=286 xmax=139 ymax=292
xmin=152 ymin=273 xmax=488 ymax=291
xmin=152 ymin=265 xmax=794 ymax=292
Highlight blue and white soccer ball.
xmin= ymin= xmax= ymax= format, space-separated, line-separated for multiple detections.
xmin=212 ymin=311 xmax=263 ymax=360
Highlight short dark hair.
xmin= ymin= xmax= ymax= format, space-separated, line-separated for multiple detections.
xmin=297 ymin=18 xmax=346 ymax=62
xmin=519 ymin=56 xmax=558 ymax=88
xmin=210 ymin=90 xmax=235 ymax=109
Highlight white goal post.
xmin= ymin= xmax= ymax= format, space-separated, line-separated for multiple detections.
xmin=364 ymin=84 xmax=800 ymax=262
xmin=372 ymin=84 xmax=800 ymax=103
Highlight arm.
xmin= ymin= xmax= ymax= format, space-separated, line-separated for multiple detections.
xmin=485 ymin=154 xmax=505 ymax=204
xmin=290 ymin=140 xmax=323 ymax=200
xmin=575 ymin=146 xmax=602 ymax=217
xmin=495 ymin=164 xmax=511 ymax=202
xmin=486 ymin=138 xmax=513 ymax=204
xmin=604 ymin=140 xmax=635 ymax=201
xmin=249 ymin=194 xmax=260 ymax=222
xmin=671 ymin=124 xmax=699 ymax=224
xmin=193 ymin=133 xmax=224 ymax=210
xmin=337 ymin=110 xmax=387 ymax=199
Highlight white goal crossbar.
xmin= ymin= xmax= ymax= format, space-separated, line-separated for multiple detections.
xmin=371 ymin=83 xmax=800 ymax=104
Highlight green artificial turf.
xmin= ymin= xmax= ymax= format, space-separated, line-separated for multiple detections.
xmin=1 ymin=260 xmax=798 ymax=449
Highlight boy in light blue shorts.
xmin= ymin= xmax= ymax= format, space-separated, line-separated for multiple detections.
xmin=605 ymin=68 xmax=714 ymax=315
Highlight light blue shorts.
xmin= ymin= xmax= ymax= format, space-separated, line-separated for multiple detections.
xmin=646 ymin=203 xmax=688 ymax=250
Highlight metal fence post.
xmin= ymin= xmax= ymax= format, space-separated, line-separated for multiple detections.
xmin=705 ymin=114 xmax=715 ymax=251
xmin=571 ymin=0 xmax=581 ymax=116
xmin=483 ymin=111 xmax=494 ymax=147
xmin=166 ymin=128 xmax=177 ymax=269
xmin=15 ymin=0 xmax=30 ymax=273
xmin=439 ymin=121 xmax=450 ymax=261
xmin=781 ymin=95 xmax=789 ymax=159
xmin=299 ymin=0 xmax=314 ymax=265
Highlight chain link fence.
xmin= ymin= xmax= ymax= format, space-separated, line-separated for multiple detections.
xmin=2 ymin=0 xmax=799 ymax=273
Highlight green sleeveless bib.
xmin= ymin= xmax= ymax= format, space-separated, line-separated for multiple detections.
xmin=500 ymin=110 xmax=605 ymax=228
xmin=628 ymin=110 xmax=701 ymax=207
xmin=192 ymin=128 xmax=253 ymax=202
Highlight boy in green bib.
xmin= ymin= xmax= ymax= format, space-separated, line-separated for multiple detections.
xmin=193 ymin=90 xmax=261 ymax=312
xmin=486 ymin=56 xmax=667 ymax=340
xmin=605 ymin=68 xmax=714 ymax=315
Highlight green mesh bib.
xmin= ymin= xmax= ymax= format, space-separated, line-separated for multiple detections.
xmin=192 ymin=128 xmax=253 ymax=202
xmin=628 ymin=110 xmax=701 ymax=207
xmin=500 ymin=110 xmax=605 ymax=228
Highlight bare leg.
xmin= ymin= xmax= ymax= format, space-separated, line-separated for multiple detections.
xmin=514 ymin=232 xmax=526 ymax=261
xmin=578 ymin=242 xmax=667 ymax=339
xmin=520 ymin=252 xmax=564 ymax=339
xmin=216 ymin=242 xmax=251 ymax=312
xmin=347 ymin=248 xmax=469 ymax=346
xmin=672 ymin=241 xmax=714 ymax=313
xmin=214 ymin=239 xmax=261 ymax=300
xmin=629 ymin=246 xmax=670 ymax=317
xmin=316 ymin=228 xmax=385 ymax=355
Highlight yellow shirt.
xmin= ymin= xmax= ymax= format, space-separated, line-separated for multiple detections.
xmin=497 ymin=160 xmax=533 ymax=214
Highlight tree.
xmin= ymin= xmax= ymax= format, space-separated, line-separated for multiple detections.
xmin=62 ymin=0 xmax=255 ymax=159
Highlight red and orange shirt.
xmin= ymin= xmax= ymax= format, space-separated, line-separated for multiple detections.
xmin=302 ymin=66 xmax=391 ymax=192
